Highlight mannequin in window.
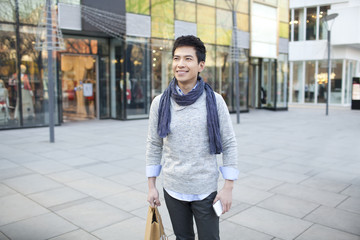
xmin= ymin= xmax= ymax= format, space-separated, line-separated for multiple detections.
xmin=14 ymin=64 xmax=35 ymax=120
xmin=0 ymin=79 xmax=10 ymax=123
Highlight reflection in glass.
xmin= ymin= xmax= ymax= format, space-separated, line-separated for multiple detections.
xmin=61 ymin=55 xmax=97 ymax=121
xmin=151 ymin=0 xmax=174 ymax=39
xmin=292 ymin=61 xmax=303 ymax=102
xmin=216 ymin=45 xmax=231 ymax=109
xmin=0 ymin=0 xmax=15 ymax=23
xmin=125 ymin=38 xmax=150 ymax=118
xmin=306 ymin=7 xmax=316 ymax=40
xmin=305 ymin=61 xmax=315 ymax=103
xmin=277 ymin=54 xmax=288 ymax=108
xmin=19 ymin=0 xmax=43 ymax=24
xmin=197 ymin=5 xmax=216 ymax=44
xmin=151 ymin=39 xmax=173 ymax=99
xmin=294 ymin=8 xmax=304 ymax=41
xmin=319 ymin=6 xmax=330 ymax=40
xmin=317 ymin=61 xmax=328 ymax=103
xmin=201 ymin=44 xmax=216 ymax=90
xmin=216 ymin=9 xmax=232 ymax=45
xmin=330 ymin=60 xmax=342 ymax=104
xmin=175 ymin=0 xmax=196 ymax=22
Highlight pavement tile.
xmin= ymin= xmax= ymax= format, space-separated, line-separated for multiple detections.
xmin=220 ymin=220 xmax=273 ymax=240
xmin=57 ymin=156 xmax=100 ymax=167
xmin=0 ymin=213 xmax=77 ymax=240
xmin=79 ymin=163 xmax=127 ymax=177
xmin=64 ymin=176 xmax=130 ymax=198
xmin=0 ymin=159 xmax=18 ymax=170
xmin=49 ymin=229 xmax=99 ymax=240
xmin=232 ymin=185 xmax=274 ymax=205
xmin=227 ymin=206 xmax=312 ymax=240
xmin=0 ymin=184 xmax=16 ymax=198
xmin=300 ymin=177 xmax=351 ymax=193
xmin=337 ymin=197 xmax=360 ymax=215
xmin=55 ymin=200 xmax=132 ymax=232
xmin=0 ymin=194 xmax=48 ymax=226
xmin=92 ymin=217 xmax=146 ymax=240
xmin=0 ymin=166 xmax=33 ymax=180
xmin=27 ymin=187 xmax=88 ymax=208
xmin=296 ymin=224 xmax=360 ymax=240
xmin=249 ymin=168 xmax=309 ymax=184
xmin=21 ymin=160 xmax=72 ymax=174
xmin=47 ymin=169 xmax=94 ymax=183
xmin=342 ymin=185 xmax=360 ymax=198
xmin=257 ymin=194 xmax=319 ymax=218
xmin=304 ymin=206 xmax=360 ymax=236
xmin=101 ymin=189 xmax=148 ymax=212
xmin=107 ymin=171 xmax=147 ymax=187
xmin=313 ymin=171 xmax=359 ymax=184
xmin=236 ymin=175 xmax=283 ymax=191
xmin=2 ymin=174 xmax=63 ymax=195
xmin=0 ymin=232 xmax=10 ymax=240
xmin=271 ymin=183 xmax=348 ymax=207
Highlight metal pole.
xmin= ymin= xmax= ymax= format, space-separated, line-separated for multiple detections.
xmin=46 ymin=0 xmax=55 ymax=142
xmin=326 ymin=29 xmax=330 ymax=116
xmin=232 ymin=6 xmax=240 ymax=124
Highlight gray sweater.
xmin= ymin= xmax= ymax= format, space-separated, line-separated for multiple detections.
xmin=146 ymin=90 xmax=238 ymax=195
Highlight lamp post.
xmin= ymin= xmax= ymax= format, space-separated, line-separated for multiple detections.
xmin=322 ymin=13 xmax=338 ymax=116
xmin=226 ymin=0 xmax=240 ymax=124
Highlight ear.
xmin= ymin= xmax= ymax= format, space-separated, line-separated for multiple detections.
xmin=198 ymin=61 xmax=205 ymax=72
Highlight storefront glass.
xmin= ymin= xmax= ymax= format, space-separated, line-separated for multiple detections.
xmin=60 ymin=36 xmax=110 ymax=121
xmin=215 ymin=45 xmax=232 ymax=109
xmin=319 ymin=6 xmax=330 ymax=40
xmin=294 ymin=8 xmax=304 ymax=41
xmin=202 ymin=44 xmax=216 ymax=90
xmin=317 ymin=60 xmax=327 ymax=103
xmin=292 ymin=61 xmax=303 ymax=102
xmin=125 ymin=37 xmax=151 ymax=118
xmin=306 ymin=7 xmax=316 ymax=40
xmin=330 ymin=60 xmax=342 ymax=104
xmin=151 ymin=39 xmax=173 ymax=99
xmin=305 ymin=61 xmax=315 ymax=103
xmin=238 ymin=49 xmax=249 ymax=110
xmin=277 ymin=54 xmax=288 ymax=108
xmin=175 ymin=0 xmax=196 ymax=22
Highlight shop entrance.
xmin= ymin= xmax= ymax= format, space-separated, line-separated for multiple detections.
xmin=60 ymin=54 xmax=98 ymax=122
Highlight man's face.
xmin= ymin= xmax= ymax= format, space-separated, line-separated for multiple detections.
xmin=172 ymin=46 xmax=205 ymax=85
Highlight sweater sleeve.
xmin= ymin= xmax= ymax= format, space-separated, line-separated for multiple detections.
xmin=215 ymin=93 xmax=239 ymax=170
xmin=146 ymin=95 xmax=164 ymax=166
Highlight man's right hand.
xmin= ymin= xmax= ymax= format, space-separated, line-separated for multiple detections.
xmin=147 ymin=177 xmax=161 ymax=207
xmin=147 ymin=187 xmax=161 ymax=207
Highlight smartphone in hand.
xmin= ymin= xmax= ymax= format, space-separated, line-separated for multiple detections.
xmin=213 ymin=200 xmax=223 ymax=217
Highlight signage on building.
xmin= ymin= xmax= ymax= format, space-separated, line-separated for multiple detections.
xmin=352 ymin=78 xmax=360 ymax=110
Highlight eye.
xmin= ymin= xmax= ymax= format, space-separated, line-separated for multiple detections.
xmin=186 ymin=57 xmax=192 ymax=61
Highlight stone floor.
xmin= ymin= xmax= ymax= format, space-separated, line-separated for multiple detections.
xmin=0 ymin=105 xmax=359 ymax=240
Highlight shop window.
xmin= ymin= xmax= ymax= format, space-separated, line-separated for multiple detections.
xmin=292 ymin=61 xmax=303 ymax=102
xmin=201 ymin=44 xmax=216 ymax=89
xmin=306 ymin=7 xmax=317 ymax=40
xmin=317 ymin=60 xmax=328 ymax=103
xmin=277 ymin=54 xmax=288 ymax=108
xmin=126 ymin=0 xmax=150 ymax=15
xmin=125 ymin=37 xmax=150 ymax=118
xmin=19 ymin=0 xmax=44 ymax=25
xmin=197 ymin=0 xmax=215 ymax=6
xmin=216 ymin=45 xmax=232 ymax=110
xmin=151 ymin=0 xmax=174 ymax=39
xmin=197 ymin=4 xmax=215 ymax=44
xmin=216 ymin=9 xmax=232 ymax=45
xmin=330 ymin=60 xmax=342 ymax=104
xmin=279 ymin=22 xmax=289 ymax=39
xmin=236 ymin=13 xmax=249 ymax=32
xmin=175 ymin=0 xmax=196 ymax=22
xmin=305 ymin=61 xmax=315 ymax=103
xmin=0 ymin=0 xmax=15 ymax=23
xmin=319 ymin=6 xmax=330 ymax=40
xmin=293 ymin=8 xmax=304 ymax=41
xmin=151 ymin=39 xmax=173 ymax=99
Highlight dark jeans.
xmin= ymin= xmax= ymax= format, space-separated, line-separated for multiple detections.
xmin=164 ymin=189 xmax=219 ymax=240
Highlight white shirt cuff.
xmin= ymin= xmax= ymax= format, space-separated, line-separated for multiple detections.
xmin=146 ymin=165 xmax=162 ymax=177
xmin=220 ymin=166 xmax=239 ymax=180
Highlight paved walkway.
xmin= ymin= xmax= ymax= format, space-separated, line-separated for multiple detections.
xmin=0 ymin=106 xmax=360 ymax=240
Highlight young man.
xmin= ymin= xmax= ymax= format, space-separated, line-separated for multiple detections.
xmin=146 ymin=35 xmax=238 ymax=240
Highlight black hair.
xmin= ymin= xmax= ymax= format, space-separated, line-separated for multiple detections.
xmin=172 ymin=35 xmax=206 ymax=63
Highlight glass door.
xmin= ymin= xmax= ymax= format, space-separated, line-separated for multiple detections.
xmin=60 ymin=54 xmax=97 ymax=121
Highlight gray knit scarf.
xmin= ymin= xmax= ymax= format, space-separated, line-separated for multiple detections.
xmin=157 ymin=76 xmax=222 ymax=154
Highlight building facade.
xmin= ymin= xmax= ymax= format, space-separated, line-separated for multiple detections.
xmin=289 ymin=0 xmax=360 ymax=106
xmin=0 ymin=0 xmax=289 ymax=130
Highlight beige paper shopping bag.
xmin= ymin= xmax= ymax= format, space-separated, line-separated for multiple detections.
xmin=145 ymin=206 xmax=168 ymax=240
